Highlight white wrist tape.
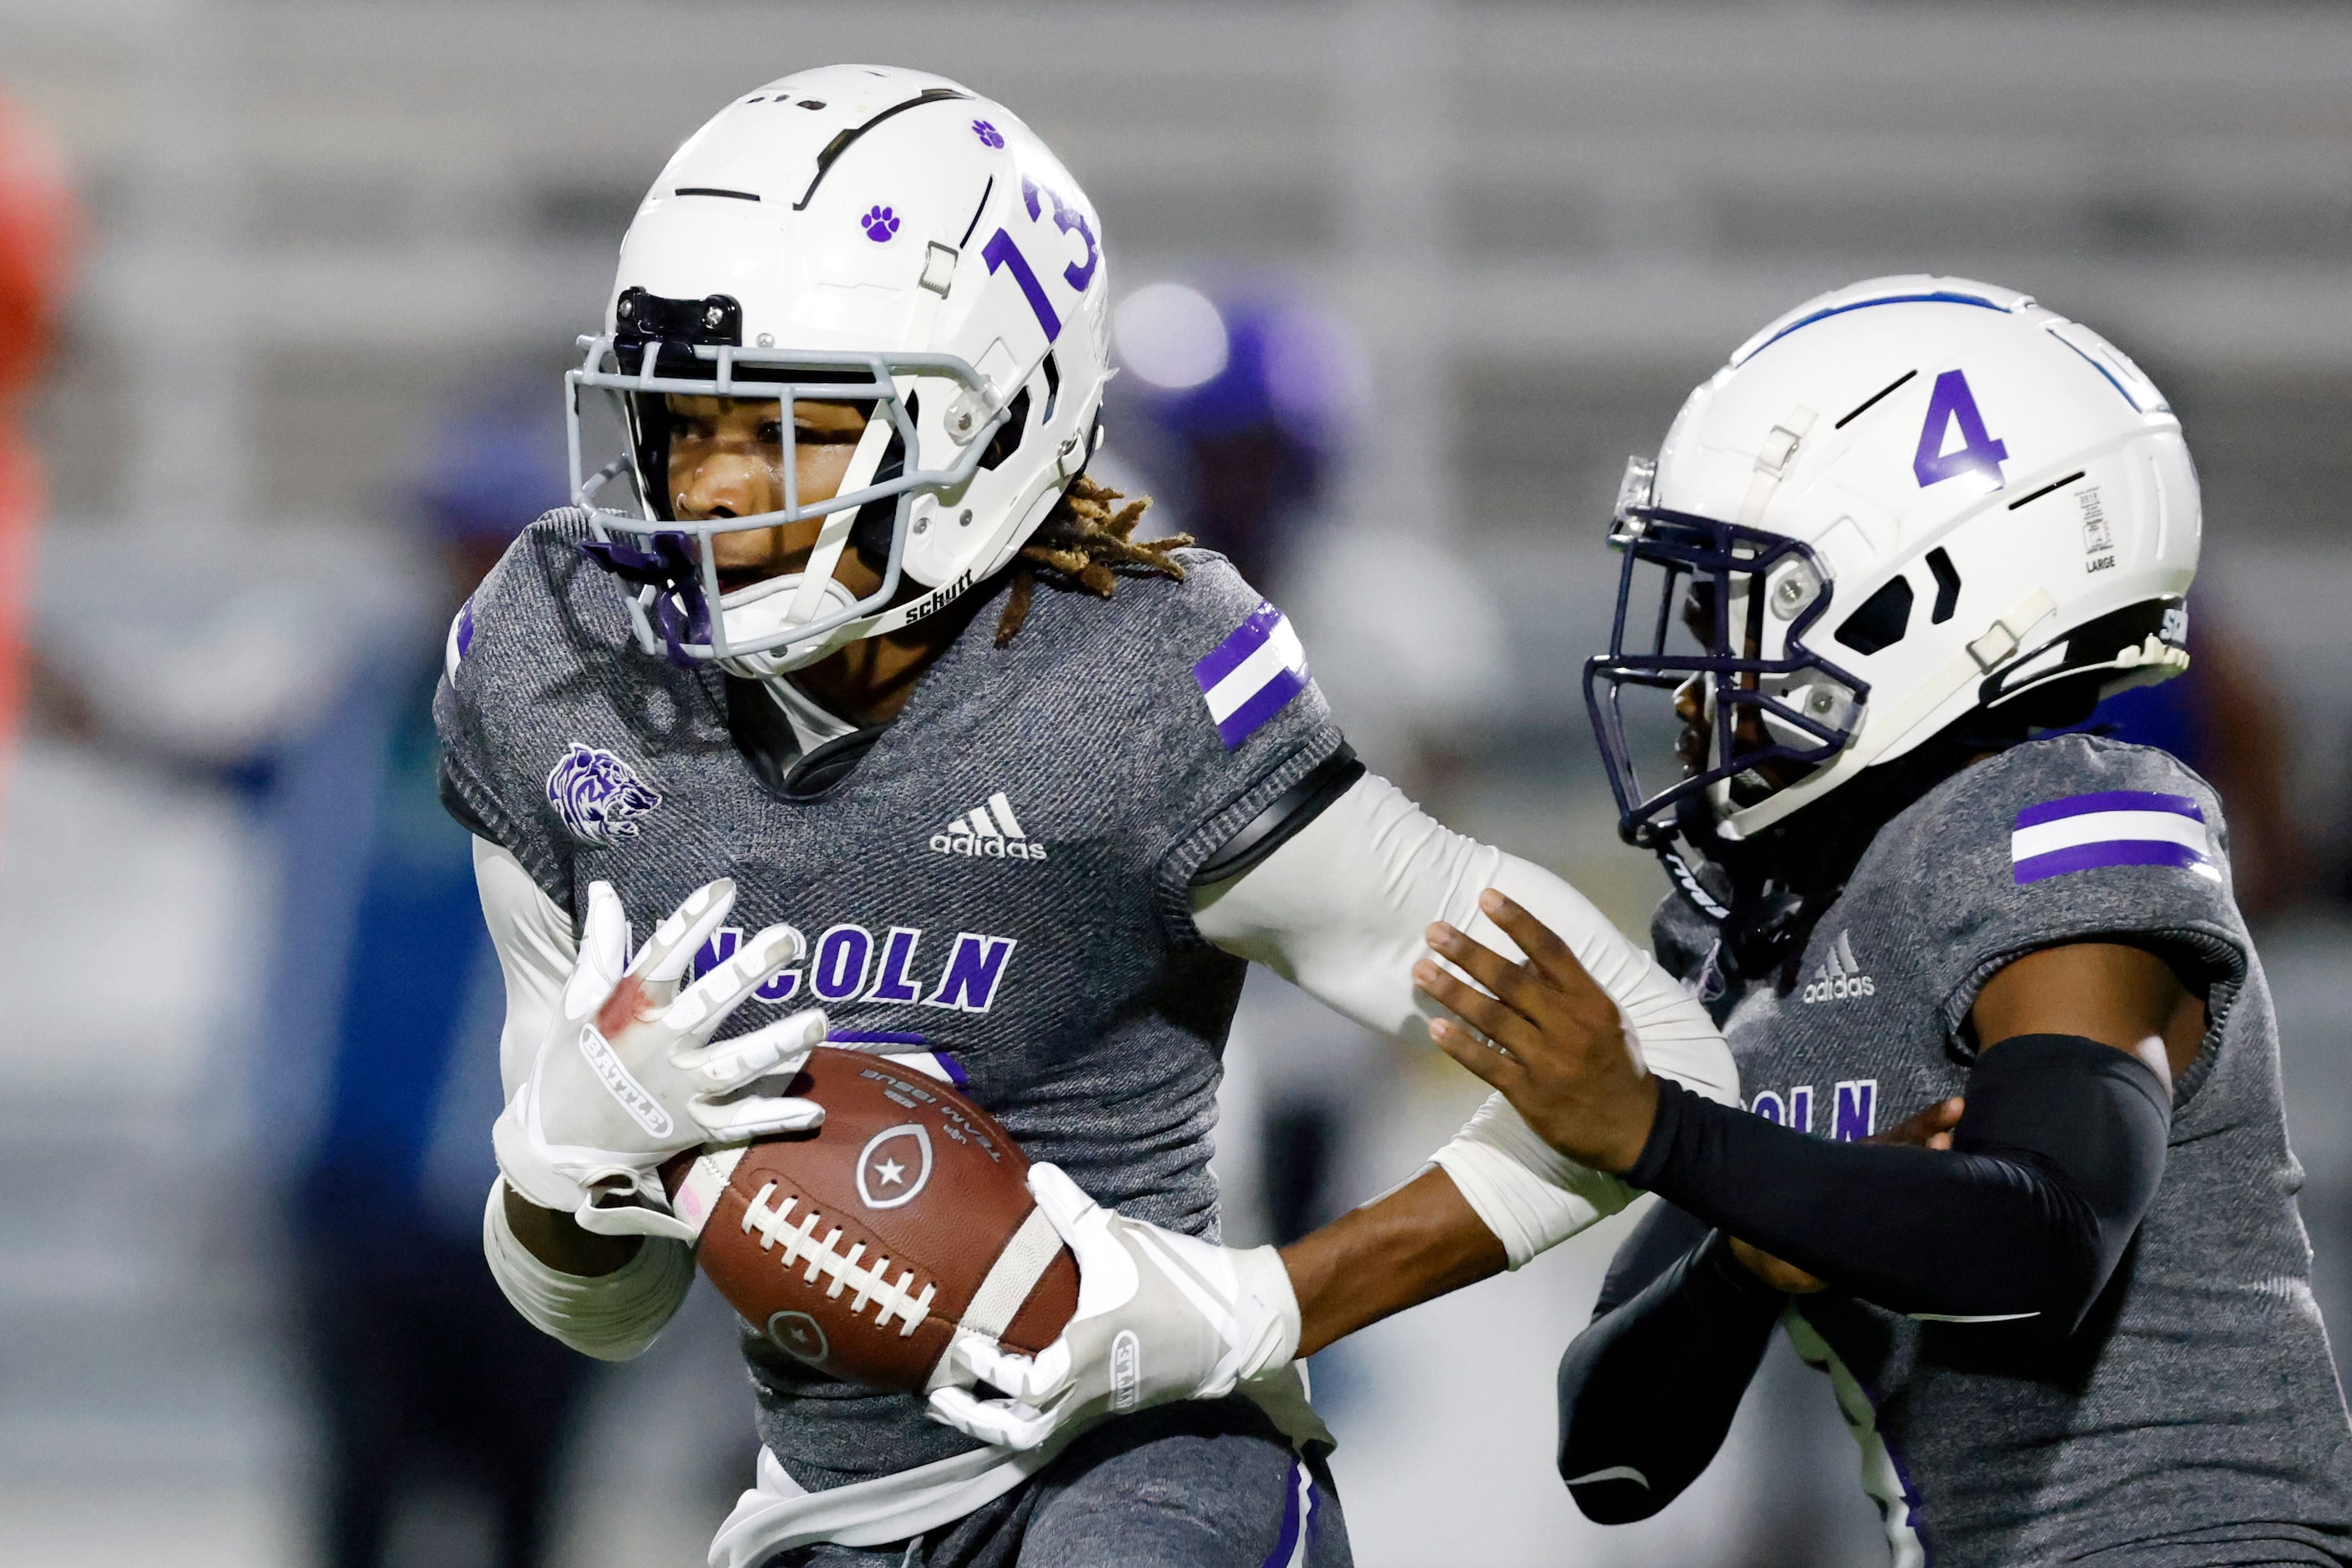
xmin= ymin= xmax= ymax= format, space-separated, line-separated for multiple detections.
xmin=1429 ymin=1093 xmax=1640 ymax=1270
xmin=482 ymin=1177 xmax=696 ymax=1362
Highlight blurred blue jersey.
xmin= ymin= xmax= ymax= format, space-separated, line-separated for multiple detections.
xmin=281 ymin=656 xmax=505 ymax=1247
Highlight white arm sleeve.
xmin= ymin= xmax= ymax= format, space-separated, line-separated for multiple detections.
xmin=473 ymin=835 xmax=577 ymax=1097
xmin=471 ymin=837 xmax=693 ymax=1351
xmin=483 ymin=1178 xmax=695 ymax=1361
xmin=1192 ymin=774 xmax=1740 ymax=1268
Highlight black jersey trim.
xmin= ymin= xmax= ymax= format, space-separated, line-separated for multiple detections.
xmin=437 ymin=756 xmax=498 ymax=842
xmin=1156 ymin=726 xmax=1349 ymax=948
xmin=1189 ymin=744 xmax=1364 ymax=888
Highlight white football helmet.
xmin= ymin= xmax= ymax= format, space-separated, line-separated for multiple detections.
xmin=566 ymin=64 xmax=1112 ymax=675
xmin=1587 ymin=276 xmax=2198 ymax=846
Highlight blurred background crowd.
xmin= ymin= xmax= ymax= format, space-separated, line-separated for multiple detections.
xmin=3 ymin=3 xmax=2351 ymax=1565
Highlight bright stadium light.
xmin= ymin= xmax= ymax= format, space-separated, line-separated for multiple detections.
xmin=1113 ymin=281 xmax=1229 ymax=390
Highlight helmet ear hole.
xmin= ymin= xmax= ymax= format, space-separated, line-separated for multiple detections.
xmin=978 ymin=388 xmax=1033 ymax=473
xmin=1834 ymin=576 xmax=1914 ymax=656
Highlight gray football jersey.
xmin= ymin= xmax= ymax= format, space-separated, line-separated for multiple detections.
xmin=1655 ymin=734 xmax=2352 ymax=1566
xmin=437 ymin=512 xmax=1344 ymax=1490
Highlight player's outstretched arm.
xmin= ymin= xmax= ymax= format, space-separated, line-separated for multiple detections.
xmin=928 ymin=774 xmax=1740 ymax=1448
xmin=1195 ymin=771 xmax=1739 ymax=1267
xmin=1421 ymin=893 xmax=2183 ymax=1328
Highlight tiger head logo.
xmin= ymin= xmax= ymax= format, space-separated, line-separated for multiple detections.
xmin=546 ymin=742 xmax=662 ymax=847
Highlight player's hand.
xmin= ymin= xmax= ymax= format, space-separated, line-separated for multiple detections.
xmin=493 ymin=878 xmax=828 ymax=1242
xmin=923 ymin=1162 xmax=1299 ymax=1451
xmin=1728 ymin=1097 xmax=1965 ymax=1292
xmin=1414 ymin=888 xmax=1660 ymax=1176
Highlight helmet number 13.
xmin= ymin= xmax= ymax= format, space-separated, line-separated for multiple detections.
xmin=982 ymin=180 xmax=1098 ymax=348
xmin=983 ymin=230 xmax=1061 ymax=343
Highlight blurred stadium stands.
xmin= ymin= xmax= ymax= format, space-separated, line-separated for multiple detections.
xmin=4 ymin=3 xmax=2351 ymax=1563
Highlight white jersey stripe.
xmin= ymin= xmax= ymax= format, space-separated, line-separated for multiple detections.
xmin=1203 ymin=616 xmax=1309 ymax=725
xmin=2011 ymin=808 xmax=2208 ymax=863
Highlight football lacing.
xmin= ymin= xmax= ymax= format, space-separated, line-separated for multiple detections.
xmin=741 ymin=1182 xmax=938 ymax=1337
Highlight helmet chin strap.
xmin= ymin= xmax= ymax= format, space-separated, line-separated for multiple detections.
xmin=785 ymin=406 xmax=898 ymax=626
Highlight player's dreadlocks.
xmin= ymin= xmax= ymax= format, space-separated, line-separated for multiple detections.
xmin=993 ymin=474 xmax=1194 ymax=645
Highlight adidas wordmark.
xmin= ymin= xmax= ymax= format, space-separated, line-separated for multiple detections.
xmin=931 ymin=792 xmax=1049 ymax=862
xmin=1801 ymin=930 xmax=1875 ymax=1003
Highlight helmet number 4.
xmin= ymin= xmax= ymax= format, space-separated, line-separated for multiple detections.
xmin=1912 ymin=369 xmax=2010 ymax=488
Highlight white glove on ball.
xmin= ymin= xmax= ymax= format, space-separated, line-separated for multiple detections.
xmin=925 ymin=1162 xmax=1301 ymax=1450
xmin=493 ymin=878 xmax=827 ymax=1242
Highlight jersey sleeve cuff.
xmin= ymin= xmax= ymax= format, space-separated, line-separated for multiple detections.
xmin=1154 ymin=726 xmax=1350 ymax=948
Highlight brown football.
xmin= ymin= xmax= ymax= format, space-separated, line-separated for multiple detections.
xmin=660 ymin=1048 xmax=1079 ymax=1393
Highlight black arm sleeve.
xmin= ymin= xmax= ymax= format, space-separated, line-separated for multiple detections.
xmin=1628 ymin=1034 xmax=2171 ymax=1329
xmin=1555 ymin=1203 xmax=1784 ymax=1523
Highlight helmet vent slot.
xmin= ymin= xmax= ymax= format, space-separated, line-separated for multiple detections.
xmin=2006 ymin=469 xmax=2086 ymax=512
xmin=1834 ymin=575 xmax=1914 ymax=655
xmin=1926 ymin=548 xmax=1961 ymax=624
xmin=959 ymin=176 xmax=994 ymax=248
xmin=1834 ymin=368 xmax=1917 ymax=430
xmin=1039 ymin=353 xmax=1061 ymax=424
xmin=795 ymin=87 xmax=971 ymax=211
xmin=979 ymin=389 xmax=1032 ymax=472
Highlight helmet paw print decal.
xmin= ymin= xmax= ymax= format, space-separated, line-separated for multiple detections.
xmin=971 ymin=119 xmax=1004 ymax=149
xmin=861 ymin=205 xmax=900 ymax=242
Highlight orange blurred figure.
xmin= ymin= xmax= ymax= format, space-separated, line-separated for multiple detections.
xmin=0 ymin=94 xmax=74 ymax=827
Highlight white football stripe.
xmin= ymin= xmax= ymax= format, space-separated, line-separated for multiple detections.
xmin=1203 ymin=616 xmax=1308 ymax=724
xmin=672 ymin=1144 xmax=747 ymax=1237
xmin=956 ymin=1206 xmax=1064 ymax=1343
xmin=2011 ymin=809 xmax=2208 ymax=862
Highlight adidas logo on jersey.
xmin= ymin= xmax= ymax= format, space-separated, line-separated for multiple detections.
xmin=1801 ymin=930 xmax=1875 ymax=1004
xmin=932 ymin=792 xmax=1049 ymax=862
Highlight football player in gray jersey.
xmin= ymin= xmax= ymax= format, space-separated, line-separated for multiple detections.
xmin=1385 ymin=278 xmax=2352 ymax=1565
xmin=438 ymin=66 xmax=1742 ymax=1567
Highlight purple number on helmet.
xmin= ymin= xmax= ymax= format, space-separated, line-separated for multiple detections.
xmin=983 ymin=228 xmax=1061 ymax=342
xmin=1912 ymin=369 xmax=2009 ymax=488
xmin=1017 ymin=178 xmax=1098 ymax=292
xmin=1050 ymin=199 xmax=1097 ymax=291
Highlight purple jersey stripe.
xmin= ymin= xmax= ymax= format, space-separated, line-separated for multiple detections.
xmin=1216 ymin=664 xmax=1311 ymax=750
xmin=1193 ymin=600 xmax=1284 ymax=693
xmin=1258 ymin=1457 xmax=1307 ymax=1568
xmin=931 ymin=1050 xmax=969 ymax=1087
xmin=829 ymin=1029 xmax=928 ymax=1048
xmin=2015 ymin=837 xmax=2209 ymax=885
xmin=2013 ymin=789 xmax=2203 ymax=830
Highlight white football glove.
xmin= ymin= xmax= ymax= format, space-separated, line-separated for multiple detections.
xmin=493 ymin=878 xmax=827 ymax=1243
xmin=925 ymin=1162 xmax=1301 ymax=1450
